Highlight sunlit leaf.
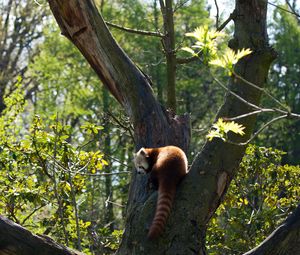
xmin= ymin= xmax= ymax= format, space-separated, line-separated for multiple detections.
xmin=207 ymin=118 xmax=245 ymax=141
xmin=181 ymin=47 xmax=196 ymax=55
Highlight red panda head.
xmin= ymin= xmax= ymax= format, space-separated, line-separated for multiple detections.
xmin=134 ymin=147 xmax=150 ymax=174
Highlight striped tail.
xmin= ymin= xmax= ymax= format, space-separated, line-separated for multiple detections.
xmin=147 ymin=185 xmax=176 ymax=239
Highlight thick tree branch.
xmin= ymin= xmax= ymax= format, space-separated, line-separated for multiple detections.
xmin=46 ymin=1 xmax=189 ymax=148
xmin=244 ymin=204 xmax=300 ymax=255
xmin=46 ymin=1 xmax=188 ymax=147
xmin=0 ymin=216 xmax=83 ymax=255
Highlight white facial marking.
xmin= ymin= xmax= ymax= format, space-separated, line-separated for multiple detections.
xmin=134 ymin=148 xmax=149 ymax=174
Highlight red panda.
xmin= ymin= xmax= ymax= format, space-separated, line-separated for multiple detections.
xmin=134 ymin=145 xmax=188 ymax=239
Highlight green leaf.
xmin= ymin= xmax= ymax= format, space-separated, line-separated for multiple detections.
xmin=207 ymin=118 xmax=245 ymax=141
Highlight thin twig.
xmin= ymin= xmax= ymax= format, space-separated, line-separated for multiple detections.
xmin=76 ymin=138 xmax=96 ymax=151
xmin=212 ymin=72 xmax=300 ymax=120
xmin=104 ymin=153 xmax=130 ymax=167
xmin=32 ymin=131 xmax=53 ymax=179
xmin=217 ymin=11 xmax=236 ymax=32
xmin=52 ymin=115 xmax=69 ymax=246
xmin=105 ymin=21 xmax=164 ymax=38
xmin=45 ymin=154 xmax=130 ymax=176
xmin=288 ymin=112 xmax=300 ymax=118
xmin=176 ymin=55 xmax=199 ymax=64
xmin=67 ymin=165 xmax=82 ymax=251
xmin=285 ymin=0 xmax=300 ymax=20
xmin=33 ymin=0 xmax=43 ymax=6
xmin=214 ymin=0 xmax=220 ymax=29
xmin=212 ymin=76 xmax=262 ymax=110
xmin=227 ymin=114 xmax=288 ymax=146
xmin=268 ymin=1 xmax=300 ymax=18
xmin=224 ymin=109 xmax=276 ymax=121
xmin=174 ymin=0 xmax=189 ymax=12
xmin=21 ymin=205 xmax=46 ymax=225
xmin=105 ymin=199 xmax=125 ymax=208
xmin=106 ymin=110 xmax=134 ymax=140
xmin=233 ymin=71 xmax=290 ymax=111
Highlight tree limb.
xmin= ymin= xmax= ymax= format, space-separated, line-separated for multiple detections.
xmin=0 ymin=216 xmax=83 ymax=255
xmin=244 ymin=204 xmax=300 ymax=255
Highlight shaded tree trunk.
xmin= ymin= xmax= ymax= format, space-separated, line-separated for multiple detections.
xmin=160 ymin=0 xmax=177 ymax=111
xmin=1 ymin=0 xmax=299 ymax=255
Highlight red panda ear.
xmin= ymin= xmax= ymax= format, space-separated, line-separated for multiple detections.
xmin=140 ymin=147 xmax=149 ymax=157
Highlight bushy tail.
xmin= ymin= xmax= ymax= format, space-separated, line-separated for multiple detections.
xmin=148 ymin=185 xmax=176 ymax=239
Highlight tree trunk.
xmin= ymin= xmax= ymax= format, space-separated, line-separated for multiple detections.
xmin=1 ymin=0 xmax=299 ymax=255
xmin=47 ymin=0 xmax=273 ymax=254
xmin=160 ymin=0 xmax=177 ymax=111
xmin=118 ymin=0 xmax=276 ymax=253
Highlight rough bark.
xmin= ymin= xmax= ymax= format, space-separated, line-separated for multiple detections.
xmin=46 ymin=1 xmax=190 ymax=254
xmin=46 ymin=0 xmax=190 ymax=149
xmin=0 ymin=216 xmax=82 ymax=255
xmin=1 ymin=0 xmax=298 ymax=255
xmin=117 ymin=0 xmax=276 ymax=253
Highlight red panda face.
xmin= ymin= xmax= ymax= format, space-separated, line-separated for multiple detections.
xmin=134 ymin=148 xmax=149 ymax=174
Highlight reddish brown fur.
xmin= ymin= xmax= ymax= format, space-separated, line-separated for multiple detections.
xmin=140 ymin=146 xmax=188 ymax=239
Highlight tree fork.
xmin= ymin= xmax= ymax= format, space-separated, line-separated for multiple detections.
xmin=0 ymin=1 xmax=298 ymax=255
xmin=46 ymin=2 xmax=190 ymax=254
xmin=47 ymin=0 xmax=189 ymax=149
xmin=46 ymin=0 xmax=275 ymax=254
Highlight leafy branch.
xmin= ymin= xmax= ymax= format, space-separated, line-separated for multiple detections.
xmin=182 ymin=26 xmax=300 ymax=145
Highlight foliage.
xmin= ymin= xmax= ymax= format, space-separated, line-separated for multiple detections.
xmin=209 ymin=48 xmax=252 ymax=75
xmin=206 ymin=118 xmax=245 ymax=141
xmin=0 ymin=0 xmax=46 ymax=112
xmin=0 ymin=81 xmax=123 ymax=253
xmin=2 ymin=1 xmax=300 ymax=254
xmin=26 ymin=14 xmax=135 ymax=254
xmin=183 ymin=26 xmax=253 ymax=142
xmin=207 ymin=144 xmax=300 ymax=254
xmin=183 ymin=26 xmax=225 ymax=63
xmin=257 ymin=5 xmax=300 ymax=164
xmin=28 ymin=22 xmax=101 ymax=126
xmin=183 ymin=25 xmax=252 ymax=73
